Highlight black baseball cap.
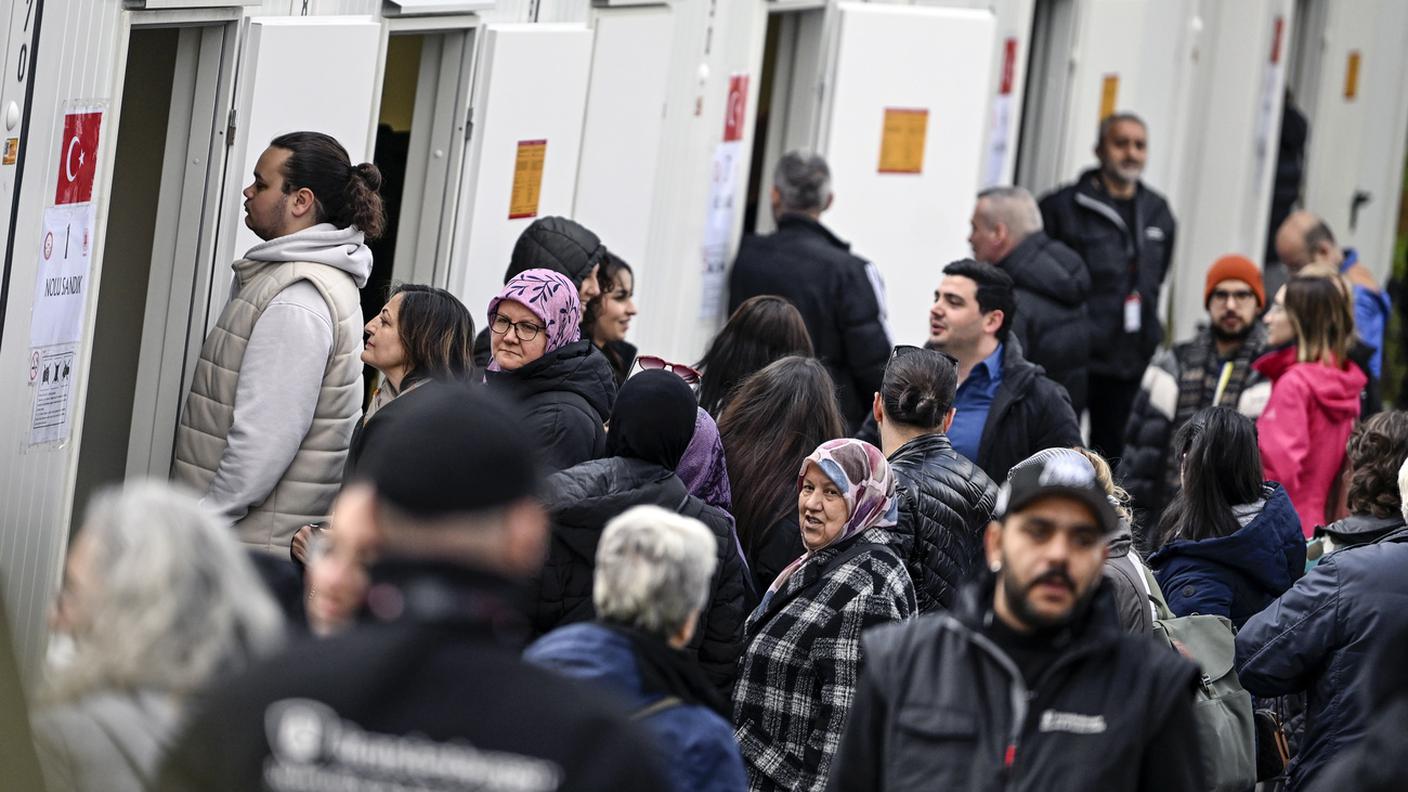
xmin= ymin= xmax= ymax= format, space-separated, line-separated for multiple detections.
xmin=996 ymin=449 xmax=1121 ymax=537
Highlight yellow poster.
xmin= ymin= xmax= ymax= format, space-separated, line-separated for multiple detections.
xmin=509 ymin=139 xmax=547 ymax=219
xmin=878 ymin=109 xmax=928 ymax=174
xmin=1099 ymin=74 xmax=1119 ymax=121
xmin=1344 ymin=51 xmax=1361 ymax=99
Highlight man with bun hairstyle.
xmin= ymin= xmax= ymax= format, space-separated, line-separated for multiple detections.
xmin=827 ymin=451 xmax=1202 ymax=791
xmin=159 ymin=386 xmax=669 ymax=791
xmin=1118 ymin=254 xmax=1271 ymax=524
xmin=174 ymin=131 xmax=385 ymax=552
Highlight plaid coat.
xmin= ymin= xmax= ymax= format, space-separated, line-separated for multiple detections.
xmin=731 ymin=527 xmax=916 ymax=792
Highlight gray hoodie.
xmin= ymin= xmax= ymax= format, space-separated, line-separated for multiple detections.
xmin=202 ymin=224 xmax=372 ymax=527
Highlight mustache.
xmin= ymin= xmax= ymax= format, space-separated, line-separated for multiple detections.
xmin=1027 ymin=569 xmax=1075 ymax=593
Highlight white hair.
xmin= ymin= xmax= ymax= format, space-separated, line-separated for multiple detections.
xmin=774 ymin=151 xmax=832 ymax=214
xmin=43 ymin=480 xmax=285 ymax=703
xmin=977 ymin=186 xmax=1043 ymax=240
xmin=593 ymin=505 xmax=718 ymax=639
xmin=1398 ymin=457 xmax=1408 ymax=523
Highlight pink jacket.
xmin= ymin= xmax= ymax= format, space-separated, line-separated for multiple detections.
xmin=1254 ymin=346 xmax=1365 ymax=536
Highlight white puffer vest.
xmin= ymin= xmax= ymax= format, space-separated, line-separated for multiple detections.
xmin=172 ymin=258 xmax=363 ymax=550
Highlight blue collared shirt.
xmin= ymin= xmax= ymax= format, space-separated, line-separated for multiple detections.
xmin=949 ymin=343 xmax=1004 ymax=463
xmin=1341 ymin=248 xmax=1391 ymax=378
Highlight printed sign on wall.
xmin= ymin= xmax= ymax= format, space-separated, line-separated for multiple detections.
xmin=878 ymin=108 xmax=929 ymax=175
xmin=508 ymin=139 xmax=547 ymax=220
xmin=29 ymin=202 xmax=94 ymax=349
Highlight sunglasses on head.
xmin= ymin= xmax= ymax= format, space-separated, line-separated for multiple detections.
xmin=636 ymin=355 xmax=702 ymax=385
xmin=890 ymin=344 xmax=958 ymax=368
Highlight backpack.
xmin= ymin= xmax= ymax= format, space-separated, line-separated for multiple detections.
xmin=1148 ymin=580 xmax=1256 ymax=792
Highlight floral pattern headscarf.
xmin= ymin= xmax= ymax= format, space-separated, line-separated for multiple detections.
xmin=486 ymin=268 xmax=581 ymax=372
xmin=765 ymin=438 xmax=897 ymax=597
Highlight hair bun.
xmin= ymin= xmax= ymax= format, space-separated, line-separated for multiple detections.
xmin=353 ymin=161 xmax=383 ymax=192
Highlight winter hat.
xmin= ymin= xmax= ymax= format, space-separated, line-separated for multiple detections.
xmin=486 ymin=269 xmax=582 ymax=372
xmin=356 ymin=385 xmax=539 ymax=518
xmin=607 ymin=370 xmax=698 ymax=470
xmin=1204 ymin=254 xmax=1265 ymax=308
xmin=505 ymin=216 xmax=606 ymax=287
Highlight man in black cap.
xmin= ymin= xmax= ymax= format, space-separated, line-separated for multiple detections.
xmin=158 ymin=386 xmax=667 ymax=791
xmin=472 ymin=216 xmax=608 ymax=368
xmin=826 ymin=452 xmax=1204 ymax=791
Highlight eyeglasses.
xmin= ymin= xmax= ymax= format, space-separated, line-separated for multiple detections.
xmin=636 ymin=355 xmax=701 ymax=385
xmin=489 ymin=312 xmax=544 ymax=342
xmin=1210 ymin=289 xmax=1258 ymax=305
xmin=890 ymin=344 xmax=958 ymax=368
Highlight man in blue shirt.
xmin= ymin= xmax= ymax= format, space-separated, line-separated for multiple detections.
xmin=1275 ymin=210 xmax=1390 ymax=378
xmin=927 ymin=260 xmax=1082 ymax=481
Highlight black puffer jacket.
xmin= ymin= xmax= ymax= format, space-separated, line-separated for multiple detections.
xmin=485 ymin=340 xmax=615 ymax=472
xmin=536 ymin=457 xmax=754 ymax=696
xmin=1040 ymin=169 xmax=1176 ymax=381
xmin=887 ymin=433 xmax=998 ymax=613
xmin=728 ymin=214 xmax=890 ymax=430
xmin=974 ymin=340 xmax=1084 ymax=483
xmin=998 ymin=231 xmax=1092 ymax=414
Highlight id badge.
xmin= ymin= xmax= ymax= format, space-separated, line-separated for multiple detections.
xmin=1124 ymin=292 xmax=1142 ymax=333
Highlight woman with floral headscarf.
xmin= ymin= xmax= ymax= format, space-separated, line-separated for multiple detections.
xmin=731 ymin=438 xmax=916 ymax=792
xmin=485 ymin=268 xmax=617 ymax=471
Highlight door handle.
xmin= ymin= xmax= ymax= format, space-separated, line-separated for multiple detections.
xmin=1351 ymin=190 xmax=1372 ymax=230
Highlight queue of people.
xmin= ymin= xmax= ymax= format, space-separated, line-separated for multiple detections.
xmin=11 ymin=122 xmax=1406 ymax=792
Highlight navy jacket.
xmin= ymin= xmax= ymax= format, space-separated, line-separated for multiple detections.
xmin=1149 ymin=483 xmax=1305 ymax=628
xmin=525 ymin=622 xmax=748 ymax=792
xmin=1235 ymin=525 xmax=1408 ymax=790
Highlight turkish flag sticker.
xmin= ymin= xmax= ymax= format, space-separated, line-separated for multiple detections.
xmin=55 ymin=111 xmax=101 ymax=205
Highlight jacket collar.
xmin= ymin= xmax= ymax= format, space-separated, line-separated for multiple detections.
xmin=952 ymin=572 xmax=1123 ymax=656
xmin=776 ymin=213 xmax=852 ymax=251
xmin=364 ymin=558 xmax=533 ymax=640
xmin=889 ymin=432 xmax=956 ymax=463
xmin=974 ymin=339 xmax=1041 ymax=466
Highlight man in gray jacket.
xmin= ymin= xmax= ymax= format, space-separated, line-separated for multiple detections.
xmin=173 ymin=131 xmax=384 ymax=552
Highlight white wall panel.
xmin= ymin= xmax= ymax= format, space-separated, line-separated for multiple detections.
xmin=573 ymin=6 xmax=673 ymax=286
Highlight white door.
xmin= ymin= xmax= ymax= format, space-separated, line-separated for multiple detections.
xmin=449 ymin=24 xmax=594 ymax=325
xmin=817 ymin=3 xmax=997 ymax=345
xmin=573 ymin=6 xmax=673 ymax=272
xmin=1298 ymin=0 xmax=1408 ymax=281
xmin=216 ymin=16 xmax=382 ymax=285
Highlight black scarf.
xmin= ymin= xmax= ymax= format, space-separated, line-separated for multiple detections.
xmin=606 ymin=370 xmax=698 ymax=469
xmin=601 ymin=623 xmax=729 ymax=719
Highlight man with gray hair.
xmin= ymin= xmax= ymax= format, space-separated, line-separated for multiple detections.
xmin=526 ymin=505 xmax=748 ymax=792
xmin=969 ymin=186 xmax=1092 ymax=413
xmin=1040 ymin=113 xmax=1177 ymax=454
xmin=728 ymin=151 xmax=891 ymax=431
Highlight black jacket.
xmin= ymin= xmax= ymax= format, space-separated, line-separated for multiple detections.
xmin=887 ymin=433 xmax=998 ymax=613
xmin=157 ymin=561 xmax=667 ymax=791
xmin=536 ymin=457 xmax=754 ymax=696
xmin=485 ymin=339 xmax=616 ymax=472
xmin=826 ymin=578 xmax=1203 ymax=792
xmin=1040 ymin=169 xmax=1177 ymax=381
xmin=728 ymin=214 xmax=890 ymax=429
xmin=747 ymin=512 xmax=806 ymax=595
xmin=998 ymin=231 xmax=1092 ymax=413
xmin=975 ymin=340 xmax=1084 ymax=483
xmin=1236 ymin=525 xmax=1408 ymax=789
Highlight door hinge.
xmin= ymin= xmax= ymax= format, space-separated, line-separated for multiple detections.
xmin=464 ymin=106 xmax=474 ymax=143
xmin=226 ymin=108 xmax=237 ymax=146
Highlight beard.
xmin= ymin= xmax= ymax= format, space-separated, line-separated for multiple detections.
xmin=1211 ymin=318 xmax=1253 ymax=344
xmin=1000 ymin=563 xmax=1097 ymax=631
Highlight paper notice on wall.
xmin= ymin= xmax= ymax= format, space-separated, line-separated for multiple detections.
xmin=699 ymin=140 xmax=741 ymax=322
xmin=878 ymin=108 xmax=928 ymax=174
xmin=1344 ymin=51 xmax=1361 ymax=100
xmin=1253 ymin=16 xmax=1286 ymax=188
xmin=1099 ymin=74 xmax=1119 ymax=121
xmin=29 ymin=203 xmax=95 ymax=350
xmin=29 ymin=344 xmax=76 ymax=448
xmin=508 ymin=139 xmax=547 ymax=220
xmin=983 ymin=95 xmax=1014 ymax=188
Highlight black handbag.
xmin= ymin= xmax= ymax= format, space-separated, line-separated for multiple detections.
xmin=1253 ymin=707 xmax=1291 ymax=781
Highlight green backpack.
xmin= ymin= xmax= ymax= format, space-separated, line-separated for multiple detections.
xmin=1143 ymin=568 xmax=1256 ymax=792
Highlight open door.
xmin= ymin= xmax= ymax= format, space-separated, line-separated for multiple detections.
xmin=215 ymin=16 xmax=383 ymax=290
xmin=450 ymin=23 xmax=593 ymax=325
xmin=816 ymin=4 xmax=997 ymax=345
xmin=1296 ymin=0 xmax=1408 ymax=281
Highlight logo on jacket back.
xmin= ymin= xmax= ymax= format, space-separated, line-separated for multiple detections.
xmin=1039 ymin=709 xmax=1107 ymax=735
xmin=1145 ymin=227 xmax=1166 ymax=242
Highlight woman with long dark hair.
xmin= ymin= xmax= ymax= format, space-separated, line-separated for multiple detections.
xmin=1147 ymin=406 xmax=1305 ymax=627
xmin=1256 ymin=274 xmax=1365 ymax=534
xmin=697 ymin=296 xmax=814 ymax=416
xmin=718 ymin=356 xmax=845 ymax=592
xmin=583 ymin=252 xmax=638 ymax=387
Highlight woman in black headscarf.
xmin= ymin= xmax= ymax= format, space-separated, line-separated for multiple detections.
xmin=533 ymin=370 xmax=756 ymax=696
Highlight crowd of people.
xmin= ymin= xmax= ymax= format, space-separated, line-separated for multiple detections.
xmin=6 ymin=119 xmax=1407 ymax=792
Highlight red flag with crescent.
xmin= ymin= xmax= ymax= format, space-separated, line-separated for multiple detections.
xmin=55 ymin=111 xmax=101 ymax=205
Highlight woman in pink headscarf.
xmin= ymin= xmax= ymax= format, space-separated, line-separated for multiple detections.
xmin=485 ymin=268 xmax=618 ymax=471
xmin=731 ymin=438 xmax=916 ymax=792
